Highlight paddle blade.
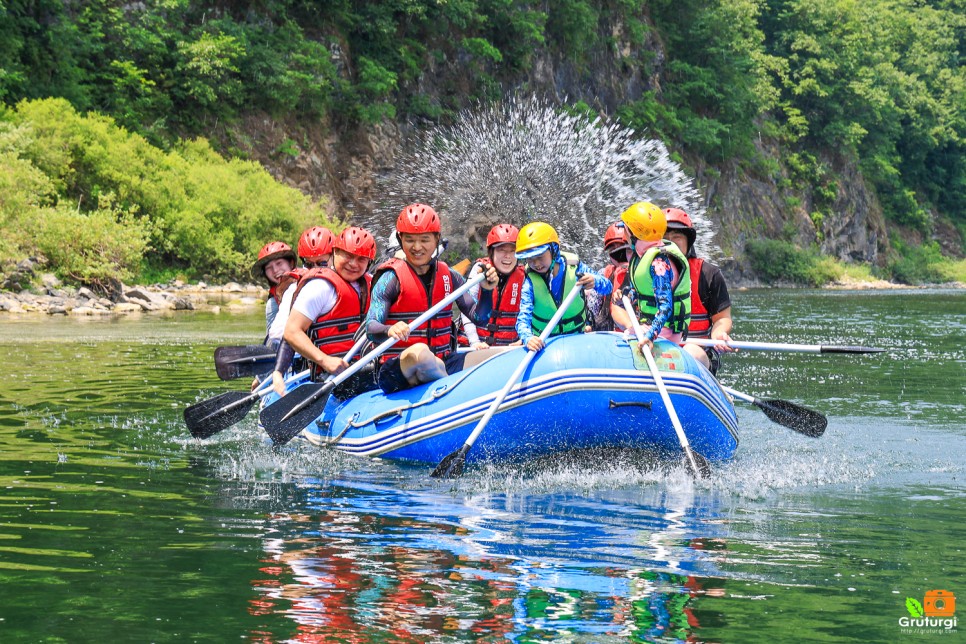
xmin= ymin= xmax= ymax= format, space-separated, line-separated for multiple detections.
xmin=431 ymin=444 xmax=470 ymax=479
xmin=184 ymin=391 xmax=259 ymax=439
xmin=214 ymin=345 xmax=277 ymax=380
xmin=820 ymin=345 xmax=884 ymax=354
xmin=683 ymin=447 xmax=712 ymax=479
xmin=259 ymin=382 xmax=331 ymax=446
xmin=756 ymin=399 xmax=828 ymax=437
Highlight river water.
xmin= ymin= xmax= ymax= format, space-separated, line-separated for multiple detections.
xmin=0 ymin=289 xmax=962 ymax=642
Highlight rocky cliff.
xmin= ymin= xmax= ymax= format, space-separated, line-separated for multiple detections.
xmin=216 ymin=17 xmax=895 ymax=283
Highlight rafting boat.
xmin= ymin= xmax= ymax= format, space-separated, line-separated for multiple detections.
xmin=266 ymin=332 xmax=739 ymax=466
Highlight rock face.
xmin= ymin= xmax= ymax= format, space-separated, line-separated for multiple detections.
xmin=212 ymin=14 xmax=927 ymax=282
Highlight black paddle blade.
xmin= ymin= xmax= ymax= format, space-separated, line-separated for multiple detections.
xmin=259 ymin=382 xmax=332 ymax=446
xmin=431 ymin=444 xmax=470 ymax=479
xmin=756 ymin=399 xmax=828 ymax=437
xmin=820 ymin=345 xmax=884 ymax=354
xmin=214 ymin=345 xmax=277 ymax=380
xmin=683 ymin=447 xmax=713 ymax=479
xmin=184 ymin=390 xmax=259 ymax=439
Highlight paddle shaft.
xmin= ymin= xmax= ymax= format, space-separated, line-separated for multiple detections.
xmin=279 ymin=272 xmax=488 ymax=423
xmin=684 ymin=338 xmax=883 ymax=354
xmin=431 ymin=281 xmax=586 ymax=478
xmin=463 ymin=282 xmax=585 ymax=450
xmin=621 ymin=296 xmax=705 ymax=476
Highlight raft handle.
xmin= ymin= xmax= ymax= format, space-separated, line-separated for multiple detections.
xmin=608 ymin=399 xmax=653 ymax=411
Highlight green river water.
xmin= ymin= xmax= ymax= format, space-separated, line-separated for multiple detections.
xmin=0 ymin=288 xmax=963 ymax=643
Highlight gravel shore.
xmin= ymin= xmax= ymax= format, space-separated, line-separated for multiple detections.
xmin=0 ymin=262 xmax=266 ymax=316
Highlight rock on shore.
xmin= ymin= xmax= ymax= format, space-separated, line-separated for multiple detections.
xmin=0 ymin=272 xmax=267 ymax=316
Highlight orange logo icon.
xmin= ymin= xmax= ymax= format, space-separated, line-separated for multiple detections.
xmin=924 ymin=590 xmax=956 ymax=617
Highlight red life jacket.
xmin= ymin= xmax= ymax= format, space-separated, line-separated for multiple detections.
xmin=687 ymin=257 xmax=711 ymax=337
xmin=293 ymin=268 xmax=371 ymax=379
xmin=375 ymin=258 xmax=454 ymax=361
xmin=473 ymin=259 xmax=525 ymax=346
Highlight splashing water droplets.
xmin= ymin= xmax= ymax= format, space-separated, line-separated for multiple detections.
xmin=373 ymin=96 xmax=714 ymax=261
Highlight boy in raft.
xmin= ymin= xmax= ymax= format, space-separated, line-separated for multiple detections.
xmin=460 ymin=223 xmax=526 ymax=348
xmin=662 ymin=207 xmax=735 ymax=374
xmin=611 ymin=202 xmax=691 ymax=353
xmin=514 ymin=221 xmax=612 ymax=353
xmin=271 ymin=226 xmax=376 ymax=398
xmin=365 ymin=203 xmax=502 ymax=394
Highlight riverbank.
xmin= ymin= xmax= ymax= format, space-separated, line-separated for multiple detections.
xmin=0 ymin=271 xmax=266 ymax=316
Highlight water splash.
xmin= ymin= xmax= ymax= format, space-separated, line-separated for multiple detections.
xmin=370 ymin=95 xmax=714 ymax=263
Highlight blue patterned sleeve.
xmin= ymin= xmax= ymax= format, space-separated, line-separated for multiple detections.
xmin=644 ymin=256 xmax=674 ymax=341
xmin=365 ymin=272 xmax=397 ymax=343
xmin=515 ymin=277 xmax=535 ymax=345
xmin=576 ymin=261 xmax=612 ymax=296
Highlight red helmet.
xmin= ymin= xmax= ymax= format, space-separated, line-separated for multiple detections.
xmin=396 ymin=203 xmax=441 ymax=235
xmin=333 ymin=226 xmax=377 ymax=260
xmin=663 ymin=207 xmax=696 ymax=251
xmin=486 ymin=223 xmax=519 ymax=249
xmin=603 ymin=222 xmax=627 ymax=250
xmin=297 ymin=226 xmax=335 ymax=261
xmin=251 ymin=241 xmax=296 ymax=280
xmin=664 ymin=208 xmax=694 ymax=229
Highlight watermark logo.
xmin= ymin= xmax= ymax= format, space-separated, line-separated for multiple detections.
xmin=900 ymin=590 xmax=957 ymax=635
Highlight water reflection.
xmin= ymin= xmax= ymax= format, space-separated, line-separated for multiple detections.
xmin=245 ymin=473 xmax=731 ymax=641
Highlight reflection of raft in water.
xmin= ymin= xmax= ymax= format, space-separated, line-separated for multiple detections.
xmin=285 ymin=333 xmax=739 ymax=466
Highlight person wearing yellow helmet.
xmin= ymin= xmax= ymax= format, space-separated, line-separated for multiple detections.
xmin=612 ymin=202 xmax=692 ymax=354
xmin=514 ymin=221 xmax=612 ymax=353
xmin=663 ymin=207 xmax=734 ymax=374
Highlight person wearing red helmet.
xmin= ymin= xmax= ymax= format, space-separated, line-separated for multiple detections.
xmin=589 ymin=222 xmax=632 ymax=332
xmin=266 ymin=226 xmax=338 ymax=347
xmin=297 ymin=226 xmax=336 ymax=269
xmin=270 ymin=226 xmax=380 ymax=398
xmin=365 ymin=203 xmax=501 ymax=394
xmin=662 ymin=207 xmax=734 ymax=374
xmin=460 ymin=223 xmax=526 ymax=349
xmin=251 ymin=240 xmax=298 ymax=335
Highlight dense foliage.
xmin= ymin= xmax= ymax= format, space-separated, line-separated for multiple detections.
xmin=0 ymin=0 xmax=962 ymax=286
xmin=0 ymin=99 xmax=330 ymax=287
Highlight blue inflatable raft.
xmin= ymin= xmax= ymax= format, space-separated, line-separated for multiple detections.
xmin=273 ymin=333 xmax=739 ymax=466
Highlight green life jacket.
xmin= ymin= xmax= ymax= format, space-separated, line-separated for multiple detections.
xmin=528 ymin=253 xmax=587 ymax=337
xmin=629 ymin=241 xmax=691 ymax=334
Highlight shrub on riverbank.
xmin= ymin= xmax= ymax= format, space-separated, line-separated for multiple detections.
xmin=0 ymin=98 xmax=337 ymax=288
xmin=746 ymin=239 xmax=839 ymax=287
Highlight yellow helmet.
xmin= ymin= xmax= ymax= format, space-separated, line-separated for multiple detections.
xmin=515 ymin=221 xmax=559 ymax=259
xmin=621 ymin=202 xmax=666 ymax=242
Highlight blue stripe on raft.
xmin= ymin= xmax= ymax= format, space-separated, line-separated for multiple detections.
xmin=324 ymin=369 xmax=737 ymax=457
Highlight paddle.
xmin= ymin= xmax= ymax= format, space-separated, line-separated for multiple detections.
xmin=722 ymin=386 xmax=827 ymax=437
xmin=684 ymin=338 xmax=883 ymax=354
xmin=431 ymin=281 xmax=586 ymax=478
xmin=260 ymin=272 xmax=489 ymax=446
xmin=622 ymin=296 xmax=712 ymax=479
xmin=184 ymin=369 xmax=310 ymax=439
xmin=214 ymin=344 xmax=277 ymax=380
